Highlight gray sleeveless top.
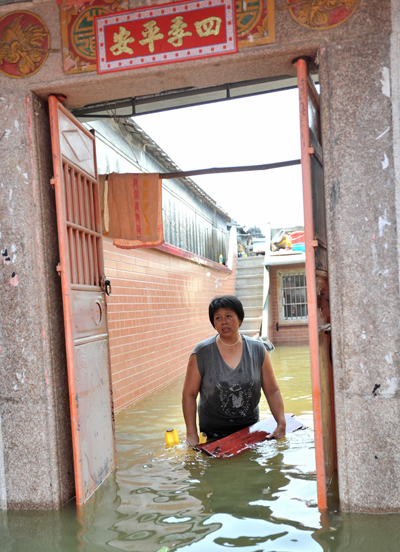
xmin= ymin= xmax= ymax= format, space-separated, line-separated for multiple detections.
xmin=192 ymin=335 xmax=266 ymax=434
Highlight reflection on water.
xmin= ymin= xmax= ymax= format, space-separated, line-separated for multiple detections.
xmin=1 ymin=345 xmax=400 ymax=552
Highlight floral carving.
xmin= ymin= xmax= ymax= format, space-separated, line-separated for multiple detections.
xmin=284 ymin=0 xmax=360 ymax=30
xmin=0 ymin=12 xmax=50 ymax=78
xmin=254 ymin=16 xmax=270 ymax=38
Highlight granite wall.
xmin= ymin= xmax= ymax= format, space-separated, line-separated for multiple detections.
xmin=0 ymin=92 xmax=74 ymax=508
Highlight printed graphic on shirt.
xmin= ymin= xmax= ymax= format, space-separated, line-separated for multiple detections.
xmin=217 ymin=381 xmax=254 ymax=417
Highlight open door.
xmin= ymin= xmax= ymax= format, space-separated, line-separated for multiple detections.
xmin=48 ymin=96 xmax=116 ymax=505
xmin=294 ymin=58 xmax=337 ymax=510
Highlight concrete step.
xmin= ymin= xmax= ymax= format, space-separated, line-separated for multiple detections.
xmin=236 ymin=294 xmax=263 ymax=306
xmin=236 ymin=265 xmax=265 ymax=276
xmin=237 ymin=268 xmax=264 ymax=277
xmin=240 ymin=329 xmax=260 ymax=338
xmin=237 ymin=257 xmax=265 ymax=268
xmin=241 ymin=317 xmax=262 ymax=332
xmin=237 ymin=269 xmax=264 ymax=279
xmin=236 ymin=274 xmax=264 ymax=286
xmin=236 ymin=269 xmax=263 ymax=277
xmin=236 ymin=274 xmax=263 ymax=287
xmin=244 ymin=306 xmax=263 ymax=318
xmin=236 ymin=285 xmax=263 ymax=298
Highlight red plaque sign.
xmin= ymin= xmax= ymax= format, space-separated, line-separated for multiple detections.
xmin=95 ymin=0 xmax=237 ymax=74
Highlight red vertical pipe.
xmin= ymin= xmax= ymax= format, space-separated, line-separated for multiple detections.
xmin=295 ymin=58 xmax=328 ymax=510
xmin=88 ymin=180 xmax=96 ymax=285
xmin=64 ymin=164 xmax=74 ymax=283
xmin=80 ymin=175 xmax=89 ymax=285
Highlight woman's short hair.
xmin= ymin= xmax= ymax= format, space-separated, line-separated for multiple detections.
xmin=209 ymin=295 xmax=245 ymax=328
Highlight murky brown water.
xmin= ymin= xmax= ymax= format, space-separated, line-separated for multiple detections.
xmin=1 ymin=344 xmax=400 ymax=551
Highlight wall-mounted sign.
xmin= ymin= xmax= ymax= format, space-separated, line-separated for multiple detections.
xmin=95 ymin=0 xmax=237 ymax=74
xmin=59 ymin=0 xmax=128 ymax=74
xmin=237 ymin=0 xmax=274 ymax=48
xmin=0 ymin=11 xmax=50 ymax=78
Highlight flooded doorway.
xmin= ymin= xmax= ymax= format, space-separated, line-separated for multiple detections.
xmin=126 ymin=72 xmax=336 ymax=508
xmin=77 ymin=72 xmax=336 ymax=507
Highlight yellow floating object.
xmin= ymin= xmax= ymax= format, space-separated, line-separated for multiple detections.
xmin=198 ymin=432 xmax=207 ymax=444
xmin=165 ymin=428 xmax=179 ymax=446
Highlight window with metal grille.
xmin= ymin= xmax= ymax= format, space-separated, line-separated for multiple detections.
xmin=281 ymin=272 xmax=308 ymax=321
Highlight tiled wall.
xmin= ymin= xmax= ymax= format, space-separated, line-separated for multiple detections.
xmin=268 ymin=264 xmax=309 ymax=345
xmin=103 ymin=238 xmax=236 ymax=411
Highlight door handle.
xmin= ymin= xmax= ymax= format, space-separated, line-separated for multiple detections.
xmin=104 ymin=279 xmax=112 ymax=296
xmin=101 ymin=276 xmax=112 ymax=296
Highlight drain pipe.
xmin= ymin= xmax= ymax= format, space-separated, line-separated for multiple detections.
xmin=261 ymin=223 xmax=272 ymax=340
xmin=227 ymin=225 xmax=237 ymax=271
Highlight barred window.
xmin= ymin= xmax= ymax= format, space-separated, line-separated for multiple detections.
xmin=281 ymin=272 xmax=308 ymax=321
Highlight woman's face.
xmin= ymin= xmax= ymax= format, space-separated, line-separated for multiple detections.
xmin=213 ymin=307 xmax=241 ymax=337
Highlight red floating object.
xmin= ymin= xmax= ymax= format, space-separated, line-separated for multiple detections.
xmin=194 ymin=413 xmax=306 ymax=458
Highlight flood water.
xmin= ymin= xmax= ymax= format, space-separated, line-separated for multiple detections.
xmin=1 ymin=344 xmax=400 ymax=552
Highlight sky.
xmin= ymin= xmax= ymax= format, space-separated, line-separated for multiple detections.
xmin=132 ymin=88 xmax=304 ymax=234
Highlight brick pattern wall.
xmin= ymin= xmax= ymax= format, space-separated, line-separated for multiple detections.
xmin=268 ymin=264 xmax=309 ymax=345
xmin=103 ymin=238 xmax=236 ymax=411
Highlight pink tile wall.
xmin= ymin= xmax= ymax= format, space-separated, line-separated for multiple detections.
xmin=103 ymin=239 xmax=236 ymax=411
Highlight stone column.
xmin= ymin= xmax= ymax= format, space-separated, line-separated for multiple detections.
xmin=320 ymin=29 xmax=400 ymax=512
xmin=0 ymin=91 xmax=74 ymax=509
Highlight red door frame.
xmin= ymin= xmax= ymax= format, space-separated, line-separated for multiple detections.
xmin=295 ymin=57 xmax=337 ymax=510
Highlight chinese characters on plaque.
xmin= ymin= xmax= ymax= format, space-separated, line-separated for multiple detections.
xmin=95 ymin=0 xmax=237 ymax=73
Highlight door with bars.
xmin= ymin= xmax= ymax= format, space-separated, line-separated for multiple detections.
xmin=49 ymin=96 xmax=116 ymax=506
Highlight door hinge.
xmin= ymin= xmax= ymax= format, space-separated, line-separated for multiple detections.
xmin=56 ymin=263 xmax=62 ymax=276
xmin=319 ymin=323 xmax=331 ymax=334
xmin=317 ymin=293 xmax=329 ymax=312
xmin=50 ymin=178 xmax=56 ymax=188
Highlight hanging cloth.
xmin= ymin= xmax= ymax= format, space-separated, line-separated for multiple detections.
xmin=99 ymin=172 xmax=164 ymax=249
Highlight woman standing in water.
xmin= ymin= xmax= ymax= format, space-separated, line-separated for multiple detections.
xmin=182 ymin=295 xmax=286 ymax=445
